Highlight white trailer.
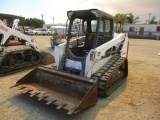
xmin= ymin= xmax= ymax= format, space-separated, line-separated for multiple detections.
xmin=123 ymin=24 xmax=160 ymax=39
xmin=50 ymin=26 xmax=66 ymax=36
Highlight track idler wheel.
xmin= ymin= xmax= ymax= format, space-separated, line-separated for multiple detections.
xmin=9 ymin=58 xmax=15 ymax=65
xmin=30 ymin=55 xmax=37 ymax=64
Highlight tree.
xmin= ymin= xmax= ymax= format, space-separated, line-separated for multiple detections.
xmin=149 ymin=16 xmax=157 ymax=24
xmin=114 ymin=13 xmax=121 ymax=32
xmin=119 ymin=13 xmax=127 ymax=32
xmin=24 ymin=18 xmax=45 ymax=28
xmin=126 ymin=13 xmax=140 ymax=24
xmin=114 ymin=13 xmax=127 ymax=32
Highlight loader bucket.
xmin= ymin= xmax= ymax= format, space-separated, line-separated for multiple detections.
xmin=13 ymin=66 xmax=98 ymax=114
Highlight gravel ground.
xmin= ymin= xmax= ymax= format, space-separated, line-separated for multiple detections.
xmin=0 ymin=36 xmax=160 ymax=120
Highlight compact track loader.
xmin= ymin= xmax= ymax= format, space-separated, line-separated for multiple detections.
xmin=0 ymin=14 xmax=41 ymax=76
xmin=12 ymin=9 xmax=129 ymax=114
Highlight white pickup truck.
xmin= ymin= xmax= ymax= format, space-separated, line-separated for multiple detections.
xmin=41 ymin=29 xmax=55 ymax=35
xmin=28 ymin=28 xmax=42 ymax=35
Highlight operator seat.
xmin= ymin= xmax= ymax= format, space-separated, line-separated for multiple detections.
xmin=83 ymin=33 xmax=95 ymax=52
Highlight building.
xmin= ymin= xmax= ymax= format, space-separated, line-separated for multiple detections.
xmin=43 ymin=23 xmax=66 ymax=29
xmin=43 ymin=23 xmax=84 ymax=36
xmin=123 ymin=24 xmax=160 ymax=40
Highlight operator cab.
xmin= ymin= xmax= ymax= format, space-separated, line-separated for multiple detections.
xmin=66 ymin=9 xmax=114 ymax=59
xmin=60 ymin=9 xmax=114 ymax=74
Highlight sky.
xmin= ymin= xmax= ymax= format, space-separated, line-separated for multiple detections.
xmin=0 ymin=0 xmax=160 ymax=24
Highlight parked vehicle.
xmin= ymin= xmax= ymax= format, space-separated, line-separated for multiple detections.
xmin=0 ymin=14 xmax=42 ymax=76
xmin=50 ymin=26 xmax=66 ymax=48
xmin=41 ymin=29 xmax=54 ymax=35
xmin=28 ymin=28 xmax=42 ymax=35
xmin=26 ymin=29 xmax=33 ymax=35
xmin=50 ymin=26 xmax=66 ymax=36
xmin=13 ymin=9 xmax=129 ymax=114
xmin=50 ymin=26 xmax=79 ymax=37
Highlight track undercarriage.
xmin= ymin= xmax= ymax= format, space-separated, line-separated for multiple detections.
xmin=92 ymin=54 xmax=128 ymax=97
xmin=0 ymin=48 xmax=41 ymax=76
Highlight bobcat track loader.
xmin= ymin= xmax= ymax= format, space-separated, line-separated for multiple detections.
xmin=12 ymin=9 xmax=129 ymax=114
xmin=0 ymin=14 xmax=41 ymax=76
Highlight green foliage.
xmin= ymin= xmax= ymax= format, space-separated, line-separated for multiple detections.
xmin=114 ymin=12 xmax=140 ymax=32
xmin=114 ymin=13 xmax=127 ymax=32
xmin=149 ymin=16 xmax=157 ymax=24
xmin=116 ymin=13 xmax=157 ymax=25
xmin=24 ymin=18 xmax=45 ymax=28
xmin=126 ymin=13 xmax=140 ymax=24
xmin=114 ymin=13 xmax=121 ymax=24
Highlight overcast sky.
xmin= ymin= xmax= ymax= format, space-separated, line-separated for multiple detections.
xmin=1 ymin=0 xmax=160 ymax=24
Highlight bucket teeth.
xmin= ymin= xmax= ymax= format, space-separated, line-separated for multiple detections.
xmin=12 ymin=68 xmax=99 ymax=115
xmin=18 ymin=85 xmax=26 ymax=90
xmin=37 ymin=94 xmax=48 ymax=101
xmin=22 ymin=88 xmax=33 ymax=94
xmin=29 ymin=91 xmax=40 ymax=97
xmin=67 ymin=107 xmax=76 ymax=115
xmin=9 ymin=84 xmax=18 ymax=88
xmin=56 ymin=102 xmax=67 ymax=110
xmin=46 ymin=99 xmax=56 ymax=105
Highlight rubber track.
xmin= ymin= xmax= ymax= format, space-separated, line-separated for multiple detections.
xmin=0 ymin=49 xmax=41 ymax=77
xmin=92 ymin=54 xmax=127 ymax=97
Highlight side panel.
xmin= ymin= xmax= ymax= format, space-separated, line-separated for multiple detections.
xmin=95 ymin=33 xmax=128 ymax=58
xmin=85 ymin=55 xmax=112 ymax=77
xmin=54 ymin=42 xmax=66 ymax=69
xmin=85 ymin=33 xmax=129 ymax=77
xmin=0 ymin=20 xmax=38 ymax=50
xmin=121 ymin=34 xmax=129 ymax=58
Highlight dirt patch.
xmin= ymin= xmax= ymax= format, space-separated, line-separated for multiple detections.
xmin=0 ymin=36 xmax=160 ymax=120
xmin=123 ymin=100 xmax=136 ymax=106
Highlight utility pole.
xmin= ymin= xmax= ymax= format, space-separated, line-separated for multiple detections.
xmin=41 ymin=14 xmax=44 ymax=21
xmin=149 ymin=13 xmax=151 ymax=24
xmin=52 ymin=17 xmax=55 ymax=24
